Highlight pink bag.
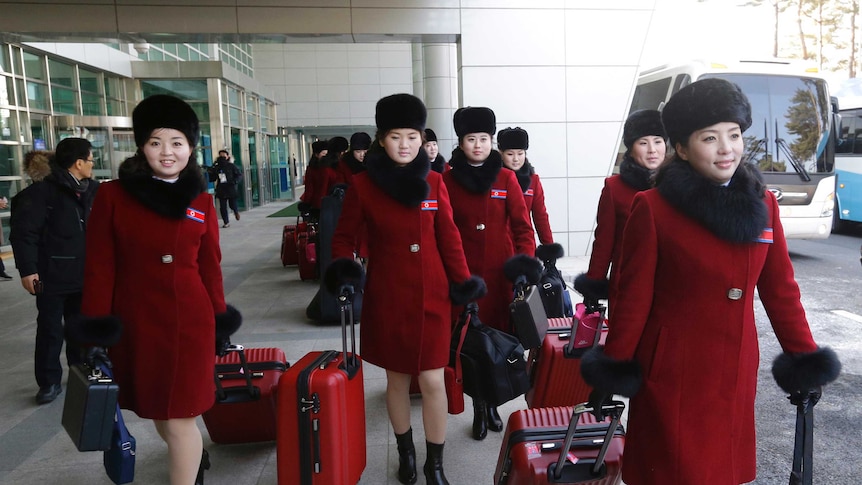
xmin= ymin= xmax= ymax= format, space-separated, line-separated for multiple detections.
xmin=570 ymin=302 xmax=604 ymax=350
xmin=305 ymin=242 xmax=316 ymax=263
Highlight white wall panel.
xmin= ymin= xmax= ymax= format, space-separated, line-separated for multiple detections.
xmin=317 ymin=68 xmax=350 ymax=85
xmin=460 ymin=9 xmax=565 ymax=67
xmin=566 ymin=121 xmax=622 ymax=177
xmin=318 ymin=85 xmax=350 ymax=102
xmin=539 ymin=177 xmax=569 ymax=235
xmin=567 ymin=176 xmax=605 ymax=233
xmin=564 ymin=9 xmax=652 ymax=66
xmin=379 ymin=67 xmax=412 ymax=85
xmin=349 ymin=68 xmax=381 ymax=85
xmin=283 ymin=68 xmax=318 ymax=85
xmin=461 ymin=66 xmax=566 ymax=123
xmin=347 ymin=50 xmax=381 ymax=68
xmin=348 ymin=84 xmax=382 ymax=102
xmin=565 ymin=66 xmax=636 ymax=122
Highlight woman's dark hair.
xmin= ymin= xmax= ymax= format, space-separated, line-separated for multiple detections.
xmin=54 ymin=138 xmax=92 ymax=169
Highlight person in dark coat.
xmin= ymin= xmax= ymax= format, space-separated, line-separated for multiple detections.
xmin=74 ymin=95 xmax=241 ymax=485
xmin=9 ymin=138 xmax=99 ymax=404
xmin=442 ymin=107 xmax=540 ymax=441
xmin=575 ymin=109 xmax=667 ymax=308
xmin=299 ymin=140 xmax=328 ymax=218
xmin=580 ymin=78 xmax=841 ymax=485
xmin=497 ymin=127 xmax=554 ymax=245
xmin=207 ymin=149 xmax=243 ymax=228
xmin=326 ymin=94 xmax=485 ymax=485
xmin=335 ymin=131 xmax=371 ymax=185
xmin=424 ymin=128 xmax=448 ymax=173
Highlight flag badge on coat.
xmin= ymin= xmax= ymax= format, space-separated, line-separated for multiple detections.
xmin=490 ymin=189 xmax=507 ymax=199
xmin=755 ymin=227 xmax=773 ymax=243
xmin=420 ymin=199 xmax=438 ymax=210
xmin=186 ymin=208 xmax=206 ymax=223
xmin=524 ymin=188 xmax=534 ymax=197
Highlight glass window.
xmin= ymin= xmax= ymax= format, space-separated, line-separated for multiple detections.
xmin=26 ymin=81 xmax=49 ymax=111
xmin=228 ymin=86 xmax=240 ymax=106
xmin=48 ymin=59 xmax=75 ymax=88
xmin=0 ymin=144 xmax=17 ymax=176
xmin=150 ymin=49 xmax=164 ymax=61
xmin=0 ymin=76 xmax=12 ymax=107
xmin=229 ymin=107 xmax=241 ymax=127
xmin=11 ymin=46 xmax=23 ymax=76
xmin=22 ymin=51 xmax=45 ymax=81
xmin=0 ymin=108 xmax=17 ymax=142
xmin=0 ymin=46 xmax=8 ymax=74
xmin=52 ymin=86 xmax=77 ymax=114
xmin=79 ymin=68 xmax=100 ymax=93
xmin=630 ymin=78 xmax=671 ymax=113
xmin=14 ymin=79 xmax=25 ymax=107
xmin=164 ymin=43 xmax=178 ymax=56
xmin=82 ymin=92 xmax=101 ymax=116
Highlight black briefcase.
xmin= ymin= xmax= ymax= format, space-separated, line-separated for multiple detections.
xmin=62 ymin=363 xmax=119 ymax=451
xmin=509 ymin=284 xmax=549 ymax=349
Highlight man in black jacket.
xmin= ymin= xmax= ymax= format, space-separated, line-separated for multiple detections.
xmin=207 ymin=149 xmax=243 ymax=228
xmin=10 ymin=138 xmax=99 ymax=404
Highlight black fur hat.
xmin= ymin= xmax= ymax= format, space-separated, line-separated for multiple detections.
xmin=661 ymin=78 xmax=752 ymax=148
xmin=133 ymin=94 xmax=199 ymax=148
xmin=503 ymin=254 xmax=544 ymax=285
xmin=375 ymin=93 xmax=427 ymax=133
xmin=65 ymin=315 xmax=123 ymax=347
xmin=623 ymin=110 xmax=667 ymax=150
xmin=328 ymin=136 xmax=349 ymax=154
xmin=425 ymin=128 xmax=438 ymax=142
xmin=312 ymin=140 xmax=328 ymax=154
xmin=350 ymin=132 xmax=371 ymax=151
xmin=454 ymin=107 xmax=496 ymax=138
xmin=498 ymin=127 xmax=529 ymax=150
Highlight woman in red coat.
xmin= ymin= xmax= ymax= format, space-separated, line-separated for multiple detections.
xmin=76 ymin=95 xmax=240 ymax=485
xmin=335 ymin=131 xmax=370 ymax=185
xmin=497 ymin=127 xmax=553 ymax=245
xmin=326 ymin=94 xmax=485 ymax=485
xmin=299 ymin=140 xmax=328 ymax=217
xmin=575 ymin=109 xmax=667 ymax=306
xmin=580 ymin=79 xmax=840 ymax=485
xmin=424 ymin=128 xmax=449 ymax=174
xmin=442 ymin=107 xmax=539 ymax=441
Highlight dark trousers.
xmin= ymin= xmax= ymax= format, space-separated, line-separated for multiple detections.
xmin=218 ymin=196 xmax=239 ymax=225
xmin=34 ymin=292 xmax=83 ymax=387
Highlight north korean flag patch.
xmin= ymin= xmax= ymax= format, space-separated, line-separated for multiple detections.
xmin=490 ymin=189 xmax=507 ymax=199
xmin=186 ymin=207 xmax=206 ymax=223
xmin=755 ymin=227 xmax=773 ymax=243
xmin=420 ymin=199 xmax=438 ymax=210
xmin=524 ymin=188 xmax=534 ymax=197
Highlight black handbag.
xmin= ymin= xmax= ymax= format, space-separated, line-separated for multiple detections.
xmin=509 ymin=283 xmax=549 ymax=349
xmin=61 ymin=357 xmax=119 ymax=452
xmin=452 ymin=303 xmax=531 ymax=407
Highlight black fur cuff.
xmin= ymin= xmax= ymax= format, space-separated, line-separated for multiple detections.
xmin=574 ymin=273 xmax=610 ymax=301
xmin=65 ymin=315 xmax=123 ymax=347
xmin=324 ymin=258 xmax=365 ymax=295
xmin=535 ymin=243 xmax=564 ymax=262
xmin=580 ymin=346 xmax=642 ymax=397
xmin=772 ymin=347 xmax=841 ymax=394
xmin=450 ymin=275 xmax=488 ymax=305
xmin=503 ymin=254 xmax=544 ymax=285
xmin=216 ymin=305 xmax=243 ymax=340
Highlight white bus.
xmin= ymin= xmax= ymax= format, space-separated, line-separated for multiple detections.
xmin=631 ymin=59 xmax=838 ymax=239
xmin=833 ymin=95 xmax=862 ymax=231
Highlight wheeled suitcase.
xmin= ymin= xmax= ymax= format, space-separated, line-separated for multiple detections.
xmin=525 ymin=304 xmax=607 ymax=408
xmin=277 ymin=287 xmax=366 ymax=485
xmin=201 ymin=346 xmax=288 ymax=444
xmin=297 ymin=222 xmax=318 ymax=281
xmin=493 ymin=401 xmax=625 ymax=485
xmin=282 ymin=222 xmax=299 ymax=266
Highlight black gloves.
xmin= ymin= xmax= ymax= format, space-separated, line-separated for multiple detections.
xmin=535 ymin=243 xmax=564 ymax=262
xmin=573 ymin=273 xmax=609 ymax=301
xmin=772 ymin=347 xmax=841 ymax=396
xmin=65 ymin=315 xmax=123 ymax=348
xmin=450 ymin=275 xmax=488 ymax=305
xmin=215 ymin=305 xmax=243 ymax=357
xmin=587 ymin=388 xmax=614 ymax=421
xmin=323 ymin=258 xmax=365 ymax=296
xmin=503 ymin=254 xmax=544 ymax=286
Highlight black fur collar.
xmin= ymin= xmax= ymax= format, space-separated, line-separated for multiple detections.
xmin=364 ymin=148 xmax=430 ymax=207
xmin=118 ymin=155 xmax=205 ymax=219
xmin=619 ymin=156 xmax=654 ymax=191
xmin=513 ymin=160 xmax=535 ymax=193
xmin=656 ymin=158 xmax=768 ymax=242
xmin=342 ymin=153 xmax=366 ymax=174
xmin=430 ymin=154 xmax=446 ymax=174
xmin=449 ymin=148 xmax=503 ymax=193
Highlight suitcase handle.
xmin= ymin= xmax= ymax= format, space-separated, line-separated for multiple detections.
xmin=548 ymin=400 xmax=625 ymax=482
xmin=338 ymin=284 xmax=361 ymax=378
xmin=214 ymin=344 xmax=261 ymax=402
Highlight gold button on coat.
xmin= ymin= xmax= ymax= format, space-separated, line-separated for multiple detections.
xmin=409 ymin=244 xmax=420 ymax=253
xmin=476 ymin=223 xmax=486 ymax=231
xmin=161 ymin=254 xmax=173 ymax=264
xmin=727 ymin=288 xmax=743 ymax=300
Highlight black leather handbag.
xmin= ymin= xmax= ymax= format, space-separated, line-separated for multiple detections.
xmin=509 ymin=283 xmax=549 ymax=349
xmin=61 ymin=358 xmax=119 ymax=452
xmin=452 ymin=303 xmax=530 ymax=407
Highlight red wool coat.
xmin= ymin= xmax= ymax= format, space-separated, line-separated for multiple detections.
xmin=605 ymin=189 xmax=818 ymax=485
xmin=80 ymin=182 xmax=226 ymax=419
xmin=331 ymin=171 xmax=471 ymax=374
xmin=443 ymin=168 xmax=535 ymax=332
xmin=585 ymin=175 xmax=639 ymax=288
xmin=523 ymin=173 xmax=553 ymax=245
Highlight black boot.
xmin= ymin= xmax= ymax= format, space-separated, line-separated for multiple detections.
xmin=423 ymin=441 xmax=450 ymax=485
xmin=487 ymin=403 xmax=503 ymax=432
xmin=472 ymin=399 xmax=488 ymax=440
xmin=394 ymin=428 xmax=417 ymax=484
xmin=195 ymin=449 xmax=210 ymax=485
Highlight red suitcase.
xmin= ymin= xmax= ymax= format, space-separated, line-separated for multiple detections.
xmin=494 ymin=402 xmax=625 ymax=485
xmin=297 ymin=222 xmax=318 ymax=281
xmin=201 ymin=346 xmax=288 ymax=444
xmin=277 ymin=288 xmax=366 ymax=485
xmin=282 ymin=223 xmax=298 ymax=266
xmin=525 ymin=304 xmax=607 ymax=408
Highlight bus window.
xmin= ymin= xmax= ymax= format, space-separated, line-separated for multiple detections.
xmin=671 ymin=74 xmax=691 ymax=97
xmin=630 ymin=77 xmax=672 ymax=113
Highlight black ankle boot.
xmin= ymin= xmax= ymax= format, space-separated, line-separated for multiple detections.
xmin=472 ymin=399 xmax=488 ymax=440
xmin=487 ymin=403 xmax=503 ymax=432
xmin=195 ymin=449 xmax=210 ymax=485
xmin=394 ymin=428 xmax=417 ymax=484
xmin=423 ymin=441 xmax=450 ymax=485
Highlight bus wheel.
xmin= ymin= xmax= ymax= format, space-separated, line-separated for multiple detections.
xmin=832 ymin=200 xmax=846 ymax=234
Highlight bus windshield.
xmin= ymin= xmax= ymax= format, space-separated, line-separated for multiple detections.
xmin=702 ymin=74 xmax=833 ymax=177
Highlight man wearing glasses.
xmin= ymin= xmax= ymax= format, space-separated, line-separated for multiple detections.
xmin=10 ymin=137 xmax=99 ymax=404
